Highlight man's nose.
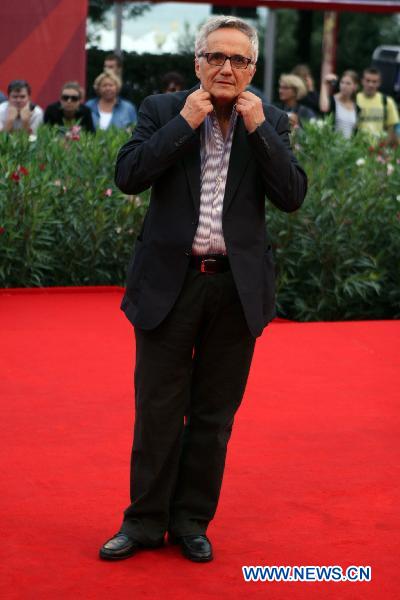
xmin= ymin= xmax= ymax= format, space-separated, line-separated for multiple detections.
xmin=220 ymin=58 xmax=234 ymax=75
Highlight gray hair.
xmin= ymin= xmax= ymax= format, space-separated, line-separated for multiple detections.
xmin=195 ymin=15 xmax=259 ymax=62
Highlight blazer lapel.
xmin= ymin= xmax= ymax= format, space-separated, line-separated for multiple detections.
xmin=179 ymin=85 xmax=201 ymax=215
xmin=223 ymin=116 xmax=251 ymax=215
xmin=182 ymin=132 xmax=201 ymax=216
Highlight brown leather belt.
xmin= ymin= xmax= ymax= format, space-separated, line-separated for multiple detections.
xmin=189 ymin=254 xmax=230 ymax=274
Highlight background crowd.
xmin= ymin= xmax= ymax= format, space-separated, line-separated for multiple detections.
xmin=0 ymin=52 xmax=399 ymax=144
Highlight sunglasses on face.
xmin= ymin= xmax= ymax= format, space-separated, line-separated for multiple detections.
xmin=198 ymin=52 xmax=253 ymax=70
xmin=61 ymin=94 xmax=80 ymax=102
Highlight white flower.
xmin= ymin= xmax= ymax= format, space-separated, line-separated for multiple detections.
xmin=396 ymin=195 xmax=400 ymax=202
xmin=387 ymin=164 xmax=394 ymax=176
xmin=356 ymin=158 xmax=365 ymax=166
xmin=115 ymin=227 xmax=122 ymax=234
xmin=28 ymin=134 xmax=37 ymax=143
xmin=310 ymin=118 xmax=325 ymax=128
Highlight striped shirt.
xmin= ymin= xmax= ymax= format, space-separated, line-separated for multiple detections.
xmin=191 ymin=108 xmax=237 ymax=255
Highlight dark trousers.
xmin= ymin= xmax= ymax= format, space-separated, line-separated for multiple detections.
xmin=120 ymin=267 xmax=256 ymax=544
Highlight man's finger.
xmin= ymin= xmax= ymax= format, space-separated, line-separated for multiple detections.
xmin=192 ymin=89 xmax=211 ymax=100
xmin=237 ymin=91 xmax=258 ymax=101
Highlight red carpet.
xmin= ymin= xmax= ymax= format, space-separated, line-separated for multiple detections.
xmin=1 ymin=287 xmax=398 ymax=599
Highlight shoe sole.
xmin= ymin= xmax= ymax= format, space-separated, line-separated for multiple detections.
xmin=181 ymin=550 xmax=213 ymax=563
xmin=99 ymin=548 xmax=137 ymax=561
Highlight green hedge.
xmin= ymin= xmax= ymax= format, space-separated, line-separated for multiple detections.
xmin=0 ymin=122 xmax=399 ymax=321
xmin=0 ymin=127 xmax=147 ymax=287
xmin=273 ymin=123 xmax=400 ymax=320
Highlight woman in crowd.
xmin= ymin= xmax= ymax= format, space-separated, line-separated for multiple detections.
xmin=292 ymin=64 xmax=320 ymax=115
xmin=86 ymin=72 xmax=137 ymax=130
xmin=44 ymin=81 xmax=94 ymax=132
xmin=276 ymin=74 xmax=316 ymax=129
xmin=319 ymin=70 xmax=359 ymax=139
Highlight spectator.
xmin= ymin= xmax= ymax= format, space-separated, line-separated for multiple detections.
xmin=0 ymin=80 xmax=43 ymax=134
xmin=103 ymin=53 xmax=135 ymax=103
xmin=160 ymin=71 xmax=185 ymax=93
xmin=319 ymin=70 xmax=359 ymax=139
xmin=276 ymin=74 xmax=316 ymax=129
xmin=292 ymin=64 xmax=320 ymax=114
xmin=86 ymin=72 xmax=137 ymax=131
xmin=0 ymin=90 xmax=6 ymax=103
xmin=357 ymin=67 xmax=399 ymax=144
xmin=44 ymin=81 xmax=95 ymax=132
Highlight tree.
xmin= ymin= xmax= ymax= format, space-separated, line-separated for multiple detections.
xmin=88 ymin=1 xmax=151 ymax=26
xmin=176 ymin=21 xmax=200 ymax=55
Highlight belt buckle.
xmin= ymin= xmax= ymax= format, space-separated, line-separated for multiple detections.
xmin=200 ymin=258 xmax=216 ymax=273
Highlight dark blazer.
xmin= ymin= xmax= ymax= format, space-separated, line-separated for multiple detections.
xmin=115 ymin=87 xmax=307 ymax=337
xmin=44 ymin=101 xmax=95 ymax=132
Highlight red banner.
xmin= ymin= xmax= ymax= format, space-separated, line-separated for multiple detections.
xmin=0 ymin=0 xmax=87 ymax=109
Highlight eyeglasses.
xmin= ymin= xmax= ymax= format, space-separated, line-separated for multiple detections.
xmin=61 ymin=94 xmax=80 ymax=102
xmin=198 ymin=52 xmax=254 ymax=70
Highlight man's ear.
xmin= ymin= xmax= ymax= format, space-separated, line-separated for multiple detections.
xmin=249 ymin=64 xmax=256 ymax=83
xmin=194 ymin=57 xmax=200 ymax=80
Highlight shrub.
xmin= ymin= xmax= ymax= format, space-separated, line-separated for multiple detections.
xmin=269 ymin=120 xmax=400 ymax=320
xmin=0 ymin=126 xmax=148 ymax=287
xmin=0 ymin=121 xmax=399 ymax=320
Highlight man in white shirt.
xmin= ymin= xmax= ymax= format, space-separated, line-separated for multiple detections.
xmin=0 ymin=80 xmax=43 ymax=134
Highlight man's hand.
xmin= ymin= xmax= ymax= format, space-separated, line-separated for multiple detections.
xmin=180 ymin=90 xmax=213 ymax=130
xmin=6 ymin=105 xmax=18 ymax=125
xmin=19 ymin=104 xmax=31 ymax=125
xmin=236 ymin=91 xmax=265 ymax=133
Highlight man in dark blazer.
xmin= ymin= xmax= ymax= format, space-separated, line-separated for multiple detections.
xmin=100 ymin=15 xmax=307 ymax=563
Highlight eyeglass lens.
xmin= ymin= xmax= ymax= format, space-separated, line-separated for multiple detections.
xmin=62 ymin=95 xmax=80 ymax=101
xmin=205 ymin=53 xmax=251 ymax=69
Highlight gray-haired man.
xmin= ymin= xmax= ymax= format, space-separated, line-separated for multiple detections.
xmin=100 ymin=15 xmax=307 ymax=563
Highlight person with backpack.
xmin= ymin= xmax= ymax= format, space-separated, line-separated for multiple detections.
xmin=356 ymin=67 xmax=399 ymax=144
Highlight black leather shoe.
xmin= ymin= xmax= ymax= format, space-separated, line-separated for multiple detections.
xmin=169 ymin=534 xmax=213 ymax=562
xmin=99 ymin=533 xmax=164 ymax=561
